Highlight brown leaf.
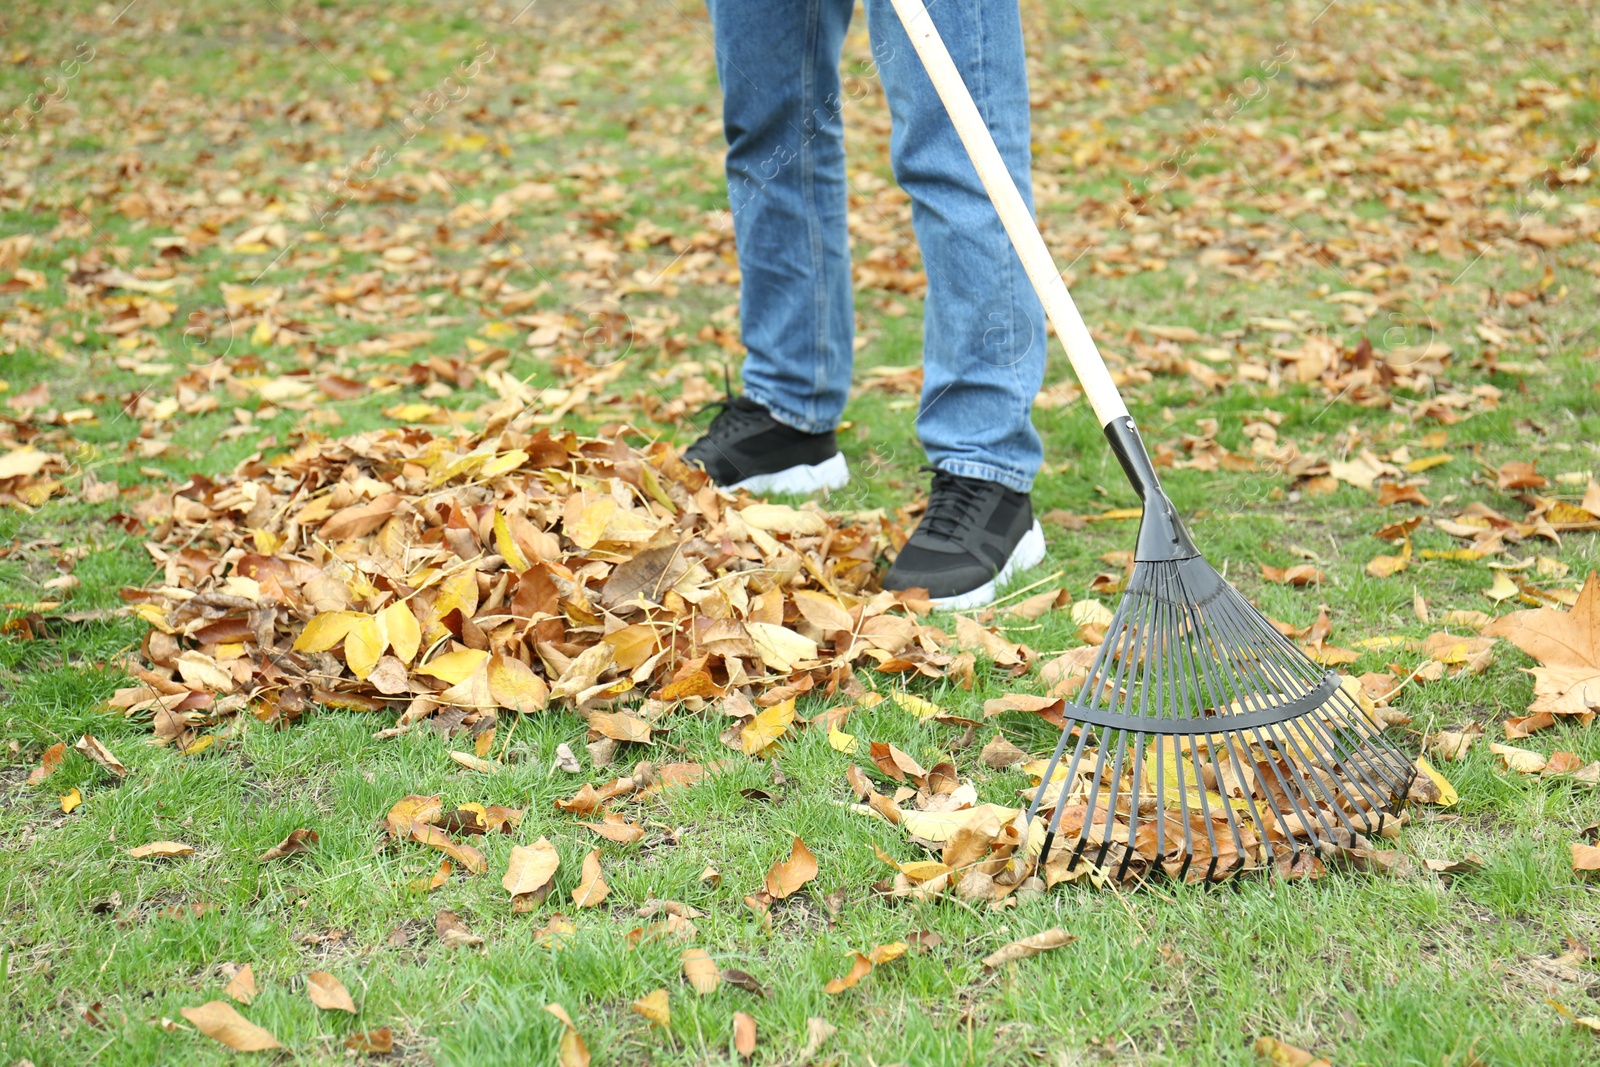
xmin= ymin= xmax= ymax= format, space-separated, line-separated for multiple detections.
xmin=385 ymin=794 xmax=443 ymax=838
xmin=306 ymin=971 xmax=357 ymax=1013
xmin=504 ymin=838 xmax=561 ymax=902
xmin=720 ymin=968 xmax=767 ymax=996
xmin=345 ymin=1028 xmax=394 ymax=1054
xmin=545 ymin=1003 xmax=591 ymax=1067
xmin=764 ymin=836 xmax=818 ymax=899
xmin=1573 ymin=843 xmax=1600 ymax=875
xmin=1260 ymin=564 xmax=1324 ymax=587
xmin=981 ymin=928 xmax=1078 ymax=969
xmin=436 ymin=910 xmax=484 ymax=949
xmin=1253 ymin=1036 xmax=1332 ymax=1067
xmin=127 ymin=840 xmax=194 ymax=859
xmin=822 ymin=952 xmax=873 ymax=994
xmin=180 ymin=1001 xmax=283 ymax=1051
xmin=681 ymin=947 xmax=721 ymax=994
xmin=258 ymin=828 xmax=318 ymax=862
xmin=224 ymin=964 xmax=257 ymax=1005
xmin=572 ymin=849 xmax=610 ymax=908
xmin=26 ymin=741 xmax=65 ymax=786
xmin=1496 ymin=461 xmax=1548 ymax=490
xmin=631 ymin=988 xmax=670 ymax=1027
xmin=74 ymin=734 xmax=128 ymax=777
xmin=979 ymin=734 xmax=1028 ymax=768
xmin=733 ymin=1012 xmax=757 ymax=1059
xmin=581 ymin=813 xmax=646 ymax=844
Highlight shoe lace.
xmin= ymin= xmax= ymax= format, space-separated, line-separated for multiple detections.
xmin=691 ymin=367 xmax=767 ymax=440
xmin=918 ymin=467 xmax=992 ymax=540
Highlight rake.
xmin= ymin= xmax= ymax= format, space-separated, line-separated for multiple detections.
xmin=889 ymin=0 xmax=1416 ymax=882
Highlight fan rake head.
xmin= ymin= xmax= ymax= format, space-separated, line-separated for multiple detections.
xmin=1026 ymin=423 xmax=1416 ymax=885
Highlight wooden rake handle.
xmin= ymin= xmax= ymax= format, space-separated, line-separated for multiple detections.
xmin=886 ymin=0 xmax=1129 ymax=429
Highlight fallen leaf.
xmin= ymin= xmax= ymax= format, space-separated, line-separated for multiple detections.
xmin=764 ymin=836 xmax=818 ymax=899
xmin=180 ymin=1001 xmax=283 ymax=1052
xmin=631 ymin=988 xmax=670 ymax=1027
xmin=1253 ymin=1036 xmax=1332 ymax=1067
xmin=981 ymin=928 xmax=1078 ymax=969
xmin=258 ymin=828 xmax=318 ymax=862
xmin=733 ymin=1012 xmax=757 ymax=1059
xmin=74 ymin=734 xmax=127 ymax=777
xmin=1573 ymin=843 xmax=1600 ymax=875
xmin=306 ymin=971 xmax=357 ymax=1013
xmin=572 ymin=849 xmax=610 ymax=907
xmin=26 ymin=741 xmax=65 ymax=785
xmin=436 ymin=910 xmax=484 ymax=948
xmin=346 ymin=1028 xmax=394 ymax=1054
xmin=60 ymin=787 xmax=82 ymax=813
xmin=504 ymin=838 xmax=561 ymax=904
xmin=545 ymin=1003 xmax=591 ymax=1067
xmin=1490 ymin=743 xmax=1547 ymax=774
xmin=225 ymin=964 xmax=257 ymax=1005
xmin=682 ymin=947 xmax=721 ymax=995
xmin=128 ymin=841 xmax=195 ymax=859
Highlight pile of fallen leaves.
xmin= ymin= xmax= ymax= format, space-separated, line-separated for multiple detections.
xmin=116 ymin=405 xmax=940 ymax=752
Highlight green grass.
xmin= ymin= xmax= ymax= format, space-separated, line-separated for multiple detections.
xmin=3 ymin=0 xmax=1600 ymax=1064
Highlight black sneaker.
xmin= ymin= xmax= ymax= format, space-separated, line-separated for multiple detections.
xmin=683 ymin=396 xmax=849 ymax=494
xmin=883 ymin=469 xmax=1046 ymax=609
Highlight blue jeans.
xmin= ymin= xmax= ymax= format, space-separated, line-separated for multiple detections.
xmin=705 ymin=0 xmax=1047 ymax=492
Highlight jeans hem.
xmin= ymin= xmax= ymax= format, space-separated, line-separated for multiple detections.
xmin=935 ymin=459 xmax=1034 ymax=495
xmin=743 ymin=386 xmax=836 ymax=436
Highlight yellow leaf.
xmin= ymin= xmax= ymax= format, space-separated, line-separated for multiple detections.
xmin=503 ymin=838 xmax=561 ymax=897
xmin=295 ymin=610 xmax=365 ymax=652
xmin=568 ymin=496 xmax=617 ymax=550
xmin=487 ymin=653 xmax=549 ymax=713
xmin=306 ymin=971 xmax=357 ymax=1013
xmin=494 ymin=510 xmax=530 ymax=571
xmin=746 ymin=622 xmax=818 ymax=672
xmin=481 ymin=449 xmax=529 ymax=479
xmin=900 ymin=804 xmax=1019 ymax=843
xmin=763 ymin=836 xmax=818 ymax=899
xmin=60 ymin=787 xmax=81 ymax=813
xmin=630 ymin=988 xmax=670 ymax=1028
xmin=572 ymin=849 xmax=610 ymax=908
xmin=180 ymin=1001 xmax=283 ymax=1052
xmin=742 ymin=698 xmax=796 ymax=756
xmin=128 ymin=840 xmax=195 ymax=859
xmin=681 ymin=948 xmax=721 ymax=995
xmin=416 ymin=648 xmax=491 ymax=685
xmin=381 ymin=601 xmax=421 ymax=663
xmin=828 ymin=725 xmax=859 ymax=754
xmin=1414 ymin=757 xmax=1458 ymax=806
xmin=889 ymin=689 xmax=942 ymax=721
xmin=1404 ymin=453 xmax=1454 ymax=473
xmin=344 ymin=614 xmax=385 ymax=680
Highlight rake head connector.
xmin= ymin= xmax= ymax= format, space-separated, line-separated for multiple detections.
xmin=1026 ymin=421 xmax=1416 ymax=885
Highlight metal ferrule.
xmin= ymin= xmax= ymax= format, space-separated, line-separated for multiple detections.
xmin=1103 ymin=417 xmax=1200 ymax=562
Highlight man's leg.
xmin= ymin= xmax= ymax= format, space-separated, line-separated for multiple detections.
xmin=865 ymin=0 xmax=1046 ymax=492
xmin=704 ymin=0 xmax=855 ymax=435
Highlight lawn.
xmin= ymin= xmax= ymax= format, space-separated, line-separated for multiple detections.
xmin=2 ymin=0 xmax=1599 ymax=1064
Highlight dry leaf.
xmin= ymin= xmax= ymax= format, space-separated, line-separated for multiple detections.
xmin=346 ymin=1028 xmax=394 ymax=1054
xmin=545 ymin=1003 xmax=591 ymax=1067
xmin=1253 ymin=1036 xmax=1332 ymax=1067
xmin=306 ymin=971 xmax=357 ymax=1013
xmin=733 ymin=1012 xmax=757 ymax=1059
xmin=258 ymin=828 xmax=318 ymax=862
xmin=59 ymin=787 xmax=82 ymax=813
xmin=631 ymin=988 xmax=670 ymax=1027
xmin=572 ymin=849 xmax=610 ymax=907
xmin=681 ymin=947 xmax=721 ymax=995
xmin=128 ymin=840 xmax=194 ymax=859
xmin=74 ymin=734 xmax=128 ymax=777
xmin=764 ymin=836 xmax=818 ymax=899
xmin=436 ymin=910 xmax=484 ymax=949
xmin=504 ymin=838 xmax=561 ymax=903
xmin=225 ymin=964 xmax=257 ymax=1005
xmin=180 ymin=1000 xmax=283 ymax=1051
xmin=981 ymin=928 xmax=1078 ymax=969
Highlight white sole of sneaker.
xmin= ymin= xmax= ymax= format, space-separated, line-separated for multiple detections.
xmin=927 ymin=520 xmax=1048 ymax=611
xmin=728 ymin=453 xmax=849 ymax=496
